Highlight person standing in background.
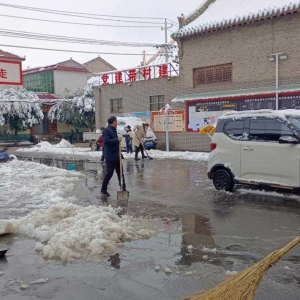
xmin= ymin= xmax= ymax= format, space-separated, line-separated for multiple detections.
xmin=132 ymin=124 xmax=147 ymax=160
xmin=125 ymin=125 xmax=133 ymax=154
xmin=68 ymin=129 xmax=74 ymax=144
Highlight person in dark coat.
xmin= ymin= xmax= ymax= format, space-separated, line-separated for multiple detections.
xmin=125 ymin=125 xmax=133 ymax=154
xmin=101 ymin=116 xmax=127 ymax=197
xmin=68 ymin=130 xmax=74 ymax=144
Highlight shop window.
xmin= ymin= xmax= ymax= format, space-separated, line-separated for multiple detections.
xmin=194 ymin=64 xmax=232 ymax=87
xmin=150 ymin=95 xmax=165 ymax=111
xmin=110 ymin=98 xmax=123 ymax=113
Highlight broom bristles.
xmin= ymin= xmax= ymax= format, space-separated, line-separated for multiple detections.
xmin=184 ymin=236 xmax=300 ymax=300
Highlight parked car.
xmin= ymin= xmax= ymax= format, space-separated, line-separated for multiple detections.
xmin=207 ymin=109 xmax=300 ymax=193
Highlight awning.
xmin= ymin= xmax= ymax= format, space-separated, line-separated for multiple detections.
xmin=171 ymin=85 xmax=300 ymax=103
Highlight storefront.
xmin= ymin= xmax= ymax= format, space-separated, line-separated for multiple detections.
xmin=185 ymin=91 xmax=300 ymax=132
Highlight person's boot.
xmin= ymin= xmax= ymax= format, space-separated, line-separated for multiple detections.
xmin=101 ymin=190 xmax=110 ymax=197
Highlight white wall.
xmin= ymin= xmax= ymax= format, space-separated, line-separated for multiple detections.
xmin=54 ymin=70 xmax=88 ymax=97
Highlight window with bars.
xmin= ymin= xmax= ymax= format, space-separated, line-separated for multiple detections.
xmin=150 ymin=95 xmax=165 ymax=111
xmin=194 ymin=64 xmax=232 ymax=86
xmin=110 ymin=98 xmax=123 ymax=113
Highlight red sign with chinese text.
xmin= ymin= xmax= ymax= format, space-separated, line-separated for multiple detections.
xmin=0 ymin=60 xmax=23 ymax=85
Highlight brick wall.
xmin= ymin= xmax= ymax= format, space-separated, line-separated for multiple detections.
xmin=95 ymin=77 xmax=180 ymax=128
xmin=54 ymin=70 xmax=88 ymax=98
xmin=177 ymin=13 xmax=300 ymax=94
xmin=94 ymin=13 xmax=300 ymax=152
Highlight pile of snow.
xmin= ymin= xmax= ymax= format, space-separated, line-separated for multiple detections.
xmin=12 ymin=202 xmax=155 ymax=262
xmin=124 ymin=149 xmax=209 ymax=162
xmin=0 ymin=160 xmax=84 ymax=209
xmin=0 ymin=220 xmax=14 ymax=235
xmin=16 ymin=139 xmax=100 ymax=158
xmin=17 ymin=144 xmax=209 ymax=162
xmin=55 ymin=139 xmax=73 ymax=148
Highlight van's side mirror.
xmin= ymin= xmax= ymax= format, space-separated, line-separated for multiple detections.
xmin=279 ymin=136 xmax=299 ymax=144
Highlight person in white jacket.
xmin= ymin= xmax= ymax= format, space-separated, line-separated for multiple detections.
xmin=132 ymin=124 xmax=147 ymax=160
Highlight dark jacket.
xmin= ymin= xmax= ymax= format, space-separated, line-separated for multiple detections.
xmin=102 ymin=125 xmax=120 ymax=161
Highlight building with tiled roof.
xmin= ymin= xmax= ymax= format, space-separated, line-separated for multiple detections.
xmin=92 ymin=1 xmax=300 ymax=152
xmin=23 ymin=58 xmax=90 ymax=97
xmin=83 ymin=56 xmax=116 ymax=79
xmin=158 ymin=0 xmax=300 ymax=151
xmin=0 ymin=49 xmax=25 ymax=61
xmin=173 ymin=0 xmax=300 ymax=38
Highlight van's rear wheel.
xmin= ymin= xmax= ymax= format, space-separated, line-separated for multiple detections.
xmin=213 ymin=169 xmax=234 ymax=191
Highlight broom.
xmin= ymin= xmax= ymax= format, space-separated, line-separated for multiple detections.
xmin=184 ymin=236 xmax=300 ymax=300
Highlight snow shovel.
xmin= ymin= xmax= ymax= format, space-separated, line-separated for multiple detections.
xmin=142 ymin=144 xmax=153 ymax=160
xmin=117 ymin=142 xmax=129 ymax=201
xmin=134 ymin=132 xmax=153 ymax=160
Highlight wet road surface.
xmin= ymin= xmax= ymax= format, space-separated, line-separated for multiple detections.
xmin=1 ymin=152 xmax=300 ymax=300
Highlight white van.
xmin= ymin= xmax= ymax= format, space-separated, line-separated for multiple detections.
xmin=208 ymin=109 xmax=300 ymax=193
xmin=117 ymin=117 xmax=157 ymax=150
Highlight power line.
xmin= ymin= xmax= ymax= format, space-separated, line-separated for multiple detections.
xmin=0 ymin=2 xmax=168 ymax=24
xmin=0 ymin=28 xmax=159 ymax=47
xmin=167 ymin=19 xmax=179 ymax=27
xmin=0 ymin=2 xmax=167 ymax=20
xmin=0 ymin=13 xmax=162 ymax=28
xmin=0 ymin=43 xmax=157 ymax=56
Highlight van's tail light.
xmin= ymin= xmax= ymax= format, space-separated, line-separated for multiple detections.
xmin=210 ymin=142 xmax=217 ymax=151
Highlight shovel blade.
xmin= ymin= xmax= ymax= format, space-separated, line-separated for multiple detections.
xmin=117 ymin=190 xmax=129 ymax=201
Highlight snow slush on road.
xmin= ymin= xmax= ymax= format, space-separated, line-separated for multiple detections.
xmin=0 ymin=160 xmax=157 ymax=262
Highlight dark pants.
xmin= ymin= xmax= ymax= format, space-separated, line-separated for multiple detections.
xmin=126 ymin=140 xmax=132 ymax=153
xmin=101 ymin=160 xmax=126 ymax=192
xmin=135 ymin=144 xmax=146 ymax=159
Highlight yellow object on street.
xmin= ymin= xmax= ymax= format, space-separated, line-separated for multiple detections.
xmin=199 ymin=125 xmax=216 ymax=135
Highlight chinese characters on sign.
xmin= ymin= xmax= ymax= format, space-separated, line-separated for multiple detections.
xmin=151 ymin=110 xmax=185 ymax=132
xmin=115 ymin=72 xmax=123 ymax=84
xmin=100 ymin=64 xmax=169 ymax=86
xmin=0 ymin=68 xmax=7 ymax=78
xmin=101 ymin=74 xmax=109 ymax=86
xmin=158 ymin=64 xmax=168 ymax=78
xmin=0 ymin=60 xmax=22 ymax=85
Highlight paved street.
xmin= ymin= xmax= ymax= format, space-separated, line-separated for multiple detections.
xmin=1 ymin=153 xmax=300 ymax=300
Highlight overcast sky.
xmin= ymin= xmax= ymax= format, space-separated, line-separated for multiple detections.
xmin=0 ymin=0 xmax=201 ymax=70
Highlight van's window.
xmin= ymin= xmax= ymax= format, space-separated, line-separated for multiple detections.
xmin=249 ymin=118 xmax=295 ymax=142
xmin=223 ymin=120 xmax=244 ymax=139
xmin=216 ymin=119 xmax=226 ymax=132
xmin=287 ymin=117 xmax=300 ymax=131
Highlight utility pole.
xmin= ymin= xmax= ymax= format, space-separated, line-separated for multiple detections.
xmin=162 ymin=19 xmax=172 ymax=63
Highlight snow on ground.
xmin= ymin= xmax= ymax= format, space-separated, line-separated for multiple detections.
xmin=16 ymin=139 xmax=209 ymax=162
xmin=16 ymin=139 xmax=101 ymax=159
xmin=13 ymin=202 xmax=155 ymax=262
xmin=0 ymin=160 xmax=84 ymax=209
xmin=0 ymin=160 xmax=157 ymax=261
xmin=124 ymin=149 xmax=209 ymax=162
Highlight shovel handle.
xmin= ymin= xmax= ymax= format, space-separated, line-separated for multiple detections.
xmin=119 ymin=141 xmax=123 ymax=189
